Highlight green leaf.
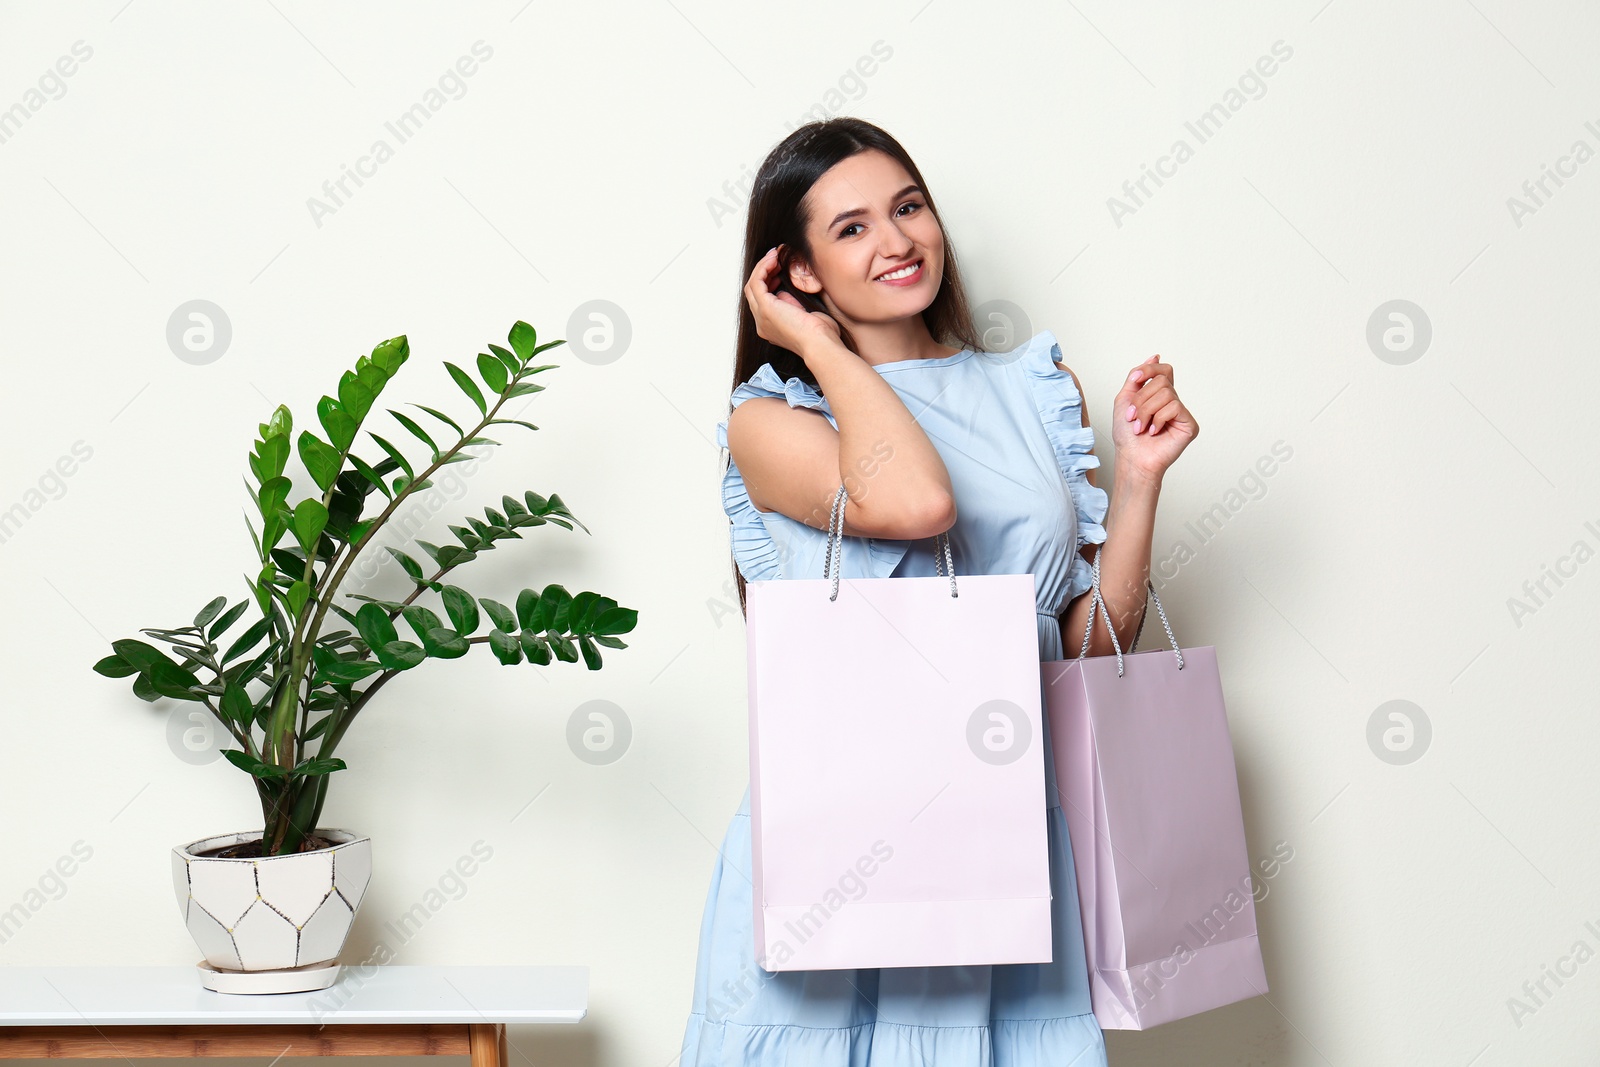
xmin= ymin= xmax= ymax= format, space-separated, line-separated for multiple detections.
xmin=487 ymin=344 xmax=519 ymax=375
xmin=347 ymin=518 xmax=376 ymax=545
xmin=131 ymin=671 xmax=160 ymax=702
xmin=297 ymin=432 xmax=342 ymax=492
xmin=440 ymin=585 xmax=480 ymax=635
xmin=424 ymin=627 xmax=470 ymax=658
xmin=301 ymin=716 xmax=333 ymax=741
xmin=292 ymin=499 xmax=329 ymax=552
xmin=476 ymin=352 xmax=509 ymax=393
xmin=192 ymin=596 xmax=228 ymax=629
xmin=505 ymin=382 xmax=544 ymax=400
xmin=225 ymin=749 xmax=289 ymax=779
xmin=346 ymin=453 xmax=393 ymax=500
xmin=293 ymin=756 xmax=348 ymax=777
xmin=353 ymin=602 xmax=400 ymax=652
xmin=263 ymin=404 xmax=293 ymax=440
xmin=370 ymin=334 xmax=410 ymax=377
xmin=411 ymin=404 xmax=464 ymax=439
xmin=209 ymin=599 xmax=250 ymax=638
xmin=401 ymin=605 xmax=446 ymax=642
xmin=519 ymin=629 xmax=552 ymax=665
xmin=388 ymin=409 xmax=439 ymax=454
xmin=92 ymin=653 xmax=136 ymax=678
xmin=488 ymin=418 xmax=540 ymax=432
xmin=542 ymin=584 xmax=574 ymax=630
xmin=220 ymin=682 xmax=254 ymax=723
xmin=385 ymin=548 xmax=428 ymax=584
xmin=222 ymin=617 xmax=273 ymax=663
xmin=479 ymin=598 xmax=517 ymax=633
xmin=147 ymin=659 xmax=205 ymax=700
xmin=368 ymin=432 xmax=414 ymax=480
xmin=317 ymin=396 xmax=358 ymax=452
xmin=548 ymin=633 xmax=579 ymax=663
xmin=508 ymin=320 xmax=537 ymax=361
xmin=255 ymin=434 xmax=289 ymax=482
xmin=376 ymin=640 xmax=425 ymax=670
xmin=257 ymin=475 xmax=291 ymax=518
xmin=338 ymin=371 xmax=376 ymax=421
xmin=316 ymin=658 xmax=384 ymax=683
xmin=489 ymin=629 xmax=523 ymax=665
xmin=287 ymin=580 xmax=310 ymax=619
xmin=593 ymin=606 xmax=639 ymax=636
xmin=444 ymin=362 xmax=487 ymax=415
xmin=112 ymin=639 xmax=173 ymax=673
xmin=515 ymin=588 xmax=540 ymax=631
xmin=593 ymin=635 xmax=628 ymax=649
xmin=578 ymin=634 xmax=602 ymax=670
xmin=353 ymin=355 xmax=385 ymax=395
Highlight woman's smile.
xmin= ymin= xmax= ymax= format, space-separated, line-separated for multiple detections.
xmin=874 ymin=258 xmax=924 ymax=286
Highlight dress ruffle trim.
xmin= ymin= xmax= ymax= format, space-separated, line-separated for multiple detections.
xmin=716 ymin=363 xmax=908 ymax=582
xmin=1017 ymin=332 xmax=1111 ymax=605
xmin=681 ymin=1009 xmax=1105 ymax=1065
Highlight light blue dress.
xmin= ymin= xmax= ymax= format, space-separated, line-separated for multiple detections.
xmin=682 ymin=329 xmax=1111 ymax=1065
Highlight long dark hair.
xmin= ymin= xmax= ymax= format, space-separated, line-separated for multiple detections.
xmin=724 ymin=118 xmax=985 ymax=617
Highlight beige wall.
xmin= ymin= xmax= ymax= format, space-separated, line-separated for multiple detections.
xmin=1 ymin=1 xmax=1596 ymax=1064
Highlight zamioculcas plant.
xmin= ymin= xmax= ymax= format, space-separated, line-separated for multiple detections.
xmin=94 ymin=320 xmax=638 ymax=857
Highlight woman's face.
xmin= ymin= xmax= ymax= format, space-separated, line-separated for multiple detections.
xmin=787 ymin=149 xmax=945 ymax=328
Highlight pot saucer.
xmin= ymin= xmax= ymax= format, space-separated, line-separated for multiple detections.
xmin=197 ymin=959 xmax=340 ymax=994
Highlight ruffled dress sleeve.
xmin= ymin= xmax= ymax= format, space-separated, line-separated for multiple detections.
xmin=1018 ymin=331 xmax=1110 ymax=605
xmin=715 ymin=363 xmax=910 ymax=582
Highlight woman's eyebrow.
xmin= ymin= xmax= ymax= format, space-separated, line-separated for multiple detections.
xmin=827 ymin=184 xmax=922 ymax=229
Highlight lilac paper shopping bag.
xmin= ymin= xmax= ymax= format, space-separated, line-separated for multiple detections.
xmin=744 ymin=487 xmax=1052 ymax=972
xmin=1044 ymin=559 xmax=1267 ymax=1028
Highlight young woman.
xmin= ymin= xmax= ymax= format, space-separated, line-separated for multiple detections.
xmin=681 ymin=117 xmax=1197 ymax=1064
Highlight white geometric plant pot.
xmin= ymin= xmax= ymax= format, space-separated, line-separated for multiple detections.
xmin=172 ymin=829 xmax=371 ymax=994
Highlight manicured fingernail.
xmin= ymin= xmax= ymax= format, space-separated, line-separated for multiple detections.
xmin=1126 ymin=404 xmax=1137 ymax=420
xmin=1129 ymin=370 xmax=1141 ymax=383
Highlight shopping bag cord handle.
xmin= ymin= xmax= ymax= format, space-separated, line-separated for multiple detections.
xmin=824 ymin=484 xmax=957 ymax=602
xmin=1076 ymin=550 xmax=1184 ymax=674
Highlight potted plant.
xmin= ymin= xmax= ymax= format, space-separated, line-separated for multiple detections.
xmin=93 ymin=319 xmax=638 ymax=993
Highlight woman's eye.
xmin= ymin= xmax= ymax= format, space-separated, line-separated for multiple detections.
xmin=840 ymin=202 xmax=921 ymax=239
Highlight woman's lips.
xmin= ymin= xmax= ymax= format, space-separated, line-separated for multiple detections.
xmin=874 ymin=259 xmax=924 ymax=287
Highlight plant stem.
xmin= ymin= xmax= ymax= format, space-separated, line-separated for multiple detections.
xmin=272 ymin=388 xmax=519 ymax=767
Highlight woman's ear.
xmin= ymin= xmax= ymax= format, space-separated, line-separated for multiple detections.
xmin=787 ymin=255 xmax=823 ymax=295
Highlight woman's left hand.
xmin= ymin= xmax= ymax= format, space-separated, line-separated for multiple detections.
xmin=1110 ymin=355 xmax=1198 ymax=479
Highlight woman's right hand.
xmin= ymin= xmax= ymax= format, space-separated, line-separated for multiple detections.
xmin=744 ymin=245 xmax=843 ymax=359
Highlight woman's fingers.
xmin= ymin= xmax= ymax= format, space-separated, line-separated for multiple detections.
xmin=1128 ymin=381 xmax=1176 ymax=433
xmin=1129 ymin=360 xmax=1173 ymax=387
xmin=1142 ymin=396 xmax=1183 ymax=435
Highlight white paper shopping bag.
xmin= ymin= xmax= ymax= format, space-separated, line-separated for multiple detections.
xmin=745 ymin=486 xmax=1054 ymax=971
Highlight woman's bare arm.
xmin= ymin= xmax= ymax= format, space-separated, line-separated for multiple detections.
xmin=726 ymin=336 xmax=956 ymax=541
xmin=1056 ymin=361 xmax=1156 ymax=656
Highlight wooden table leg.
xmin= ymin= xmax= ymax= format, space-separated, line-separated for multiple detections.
xmin=467 ymin=1023 xmax=504 ymax=1067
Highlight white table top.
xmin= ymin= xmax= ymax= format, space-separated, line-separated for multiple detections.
xmin=0 ymin=965 xmax=587 ymax=1025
